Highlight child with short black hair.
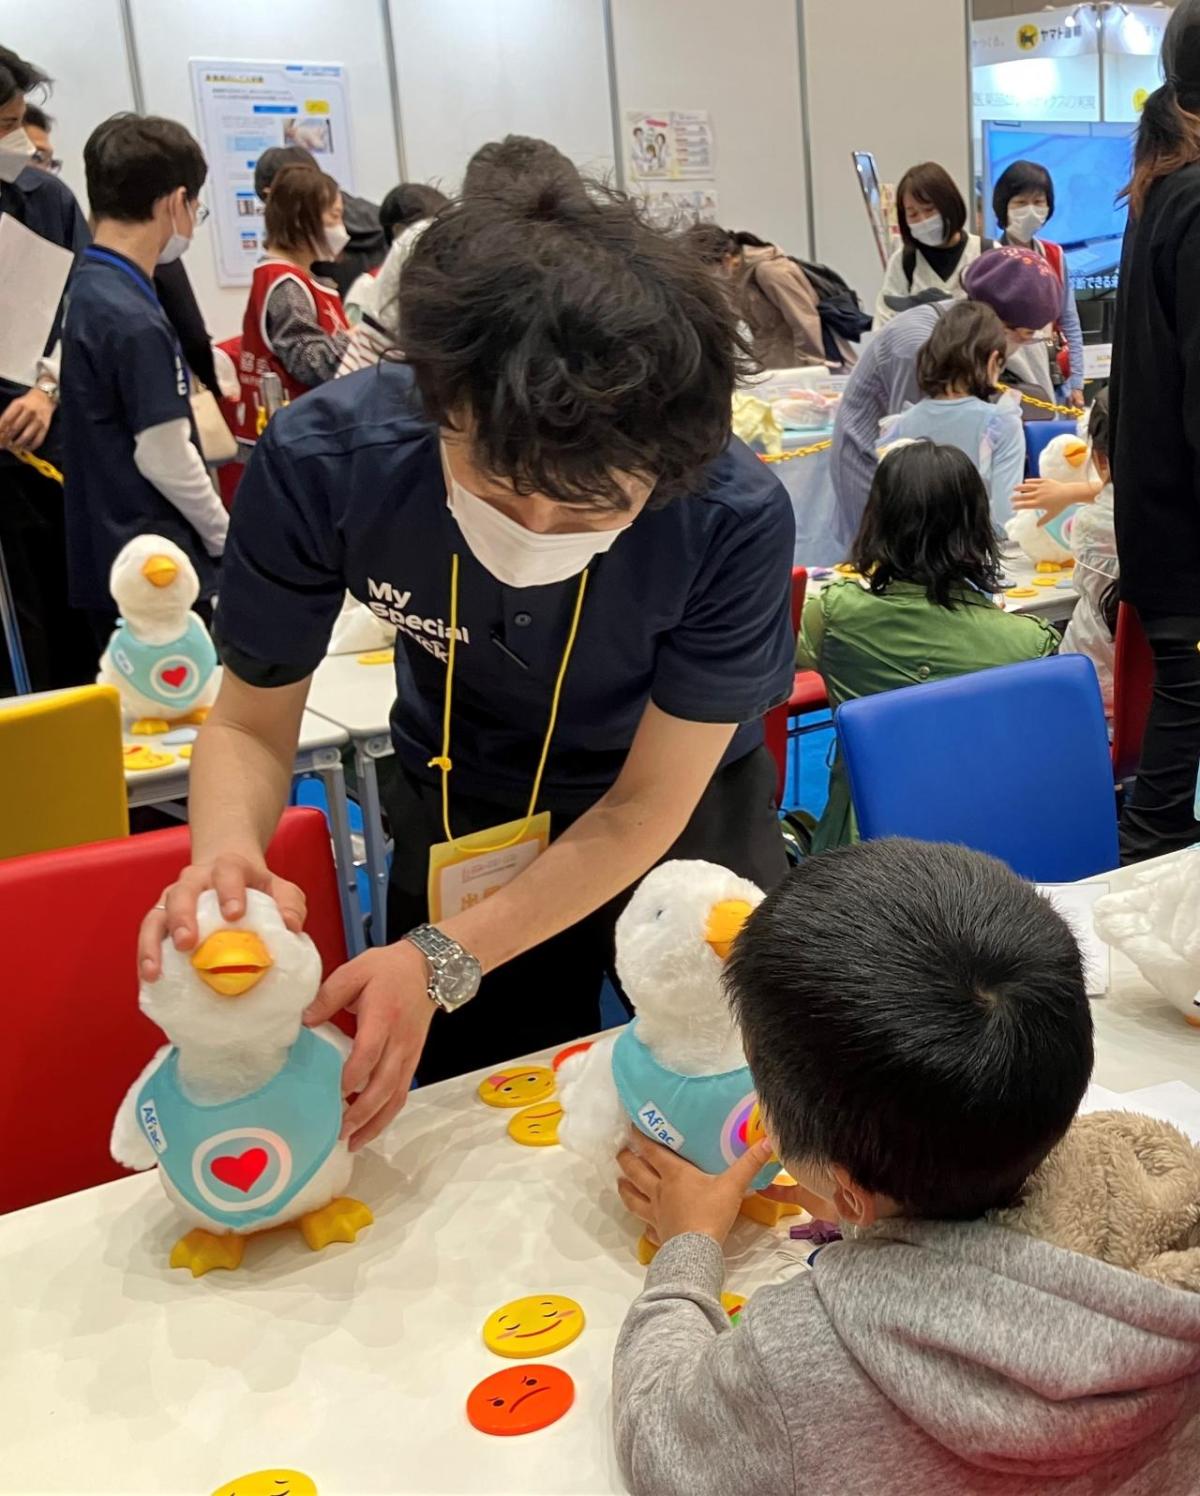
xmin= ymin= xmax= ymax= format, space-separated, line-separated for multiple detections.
xmin=881 ymin=299 xmax=1026 ymax=527
xmin=1061 ymin=388 xmax=1118 ymax=712
xmin=613 ymin=839 xmax=1200 ymax=1495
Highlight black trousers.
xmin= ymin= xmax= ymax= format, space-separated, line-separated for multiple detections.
xmin=383 ymin=747 xmax=788 ymax=1083
xmin=1119 ymin=610 xmax=1200 ymax=864
xmin=0 ymin=464 xmax=95 ymax=696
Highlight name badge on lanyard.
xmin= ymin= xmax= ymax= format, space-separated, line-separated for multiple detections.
xmin=427 ymin=812 xmax=551 ymax=924
xmin=423 ymin=554 xmax=589 ymax=924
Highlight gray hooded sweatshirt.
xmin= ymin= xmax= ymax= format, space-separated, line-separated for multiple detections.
xmin=613 ymin=1117 xmax=1200 ymax=1495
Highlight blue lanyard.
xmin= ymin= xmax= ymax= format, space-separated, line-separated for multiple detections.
xmin=82 ymin=246 xmax=189 ymax=393
xmin=82 ymin=247 xmax=160 ymax=309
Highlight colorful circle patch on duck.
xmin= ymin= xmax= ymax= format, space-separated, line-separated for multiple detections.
xmin=718 ymin=1094 xmax=768 ymax=1168
xmin=210 ymin=1471 xmax=316 ymax=1496
xmin=508 ymin=1101 xmax=564 ymax=1147
xmin=477 ymin=1066 xmax=556 ymax=1109
xmin=482 ymin=1294 xmax=584 ymax=1358
xmin=467 ymin=1364 xmax=575 ymax=1436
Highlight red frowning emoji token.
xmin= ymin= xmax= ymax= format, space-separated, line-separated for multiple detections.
xmin=467 ymin=1364 xmax=575 ymax=1436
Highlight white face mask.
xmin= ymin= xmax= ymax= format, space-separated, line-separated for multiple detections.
xmin=908 ymin=214 xmax=946 ymax=249
xmin=156 ymin=198 xmax=193 ymax=266
xmin=1007 ymin=203 xmax=1049 ymax=244
xmin=445 ymin=465 xmax=632 ymax=589
xmin=0 ymin=126 xmax=34 ymax=184
xmin=322 ymin=222 xmax=350 ymax=259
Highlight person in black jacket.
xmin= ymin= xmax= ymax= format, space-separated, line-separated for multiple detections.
xmin=0 ymin=45 xmax=94 ymax=692
xmin=1111 ymin=0 xmax=1200 ymax=862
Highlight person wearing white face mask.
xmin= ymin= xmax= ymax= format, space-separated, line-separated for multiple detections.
xmin=58 ymin=113 xmax=228 ymax=642
xmin=136 ymin=167 xmax=797 ymax=1137
xmin=0 ymin=45 xmax=96 ymax=692
xmin=994 ymin=160 xmax=1086 ymax=411
xmin=230 ymin=164 xmax=350 ymax=451
xmin=874 ymin=162 xmax=993 ymax=329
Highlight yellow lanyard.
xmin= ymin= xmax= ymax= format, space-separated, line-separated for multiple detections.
xmin=11 ymin=447 xmax=64 ymax=485
xmin=427 ymin=553 xmax=589 ymax=853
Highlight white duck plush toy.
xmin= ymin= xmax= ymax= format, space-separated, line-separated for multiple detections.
xmin=97 ymin=534 xmax=218 ymax=733
xmin=1094 ymin=859 xmax=1200 ymax=1028
xmin=111 ymin=889 xmax=372 ymax=1276
xmin=559 ymin=861 xmax=787 ymax=1241
xmin=1005 ymin=432 xmax=1091 ymax=564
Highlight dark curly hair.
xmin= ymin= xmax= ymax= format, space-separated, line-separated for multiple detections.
xmin=398 ymin=178 xmax=744 ymax=508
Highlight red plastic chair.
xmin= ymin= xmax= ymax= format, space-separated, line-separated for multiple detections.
xmin=0 ymin=808 xmax=348 ymax=1215
xmin=1111 ymin=602 xmax=1154 ymax=783
xmin=766 ymin=567 xmax=830 ymax=802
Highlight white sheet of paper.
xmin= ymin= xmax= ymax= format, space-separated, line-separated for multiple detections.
xmin=1038 ymin=882 xmax=1111 ymax=997
xmin=1081 ymin=1079 xmax=1200 ymax=1145
xmin=0 ymin=215 xmax=73 ymax=387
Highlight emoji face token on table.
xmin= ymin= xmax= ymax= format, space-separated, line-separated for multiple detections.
xmin=721 ymin=1292 xmax=747 ymax=1325
xmin=210 ymin=1471 xmax=317 ymax=1496
xmin=483 ymin=1294 xmax=584 ymax=1358
xmin=123 ymin=743 xmax=175 ymax=771
xmin=477 ymin=1066 xmax=556 ymax=1109
xmin=552 ymin=1041 xmax=593 ymax=1071
xmin=508 ymin=1100 xmax=564 ymax=1146
xmin=1005 ymin=587 xmax=1037 ymax=600
xmin=467 ymin=1364 xmax=575 ymax=1436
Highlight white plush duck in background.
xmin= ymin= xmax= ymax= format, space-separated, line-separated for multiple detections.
xmin=97 ymin=534 xmax=218 ymax=734
xmin=559 ymin=860 xmax=794 ymax=1253
xmin=111 ymin=889 xmax=373 ymax=1276
xmin=1005 ymin=431 xmax=1091 ymax=565
xmin=1094 ymin=859 xmax=1200 ymax=1028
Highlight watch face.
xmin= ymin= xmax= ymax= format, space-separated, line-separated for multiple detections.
xmin=437 ymin=948 xmax=481 ymax=1008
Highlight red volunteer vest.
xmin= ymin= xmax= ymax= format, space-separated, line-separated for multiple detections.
xmin=233 ymin=260 xmax=348 ymax=446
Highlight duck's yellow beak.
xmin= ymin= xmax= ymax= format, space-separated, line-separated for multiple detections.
xmin=141 ymin=553 xmax=179 ymax=589
xmin=1064 ymin=440 xmax=1090 ymax=469
xmin=704 ymin=899 xmax=755 ymax=962
xmin=190 ymin=929 xmax=274 ymax=997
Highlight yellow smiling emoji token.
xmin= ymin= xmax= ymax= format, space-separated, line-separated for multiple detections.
xmin=477 ymin=1065 xmax=556 ymax=1109
xmin=508 ymin=1100 xmax=564 ymax=1146
xmin=1005 ymin=587 xmax=1038 ymax=600
xmin=123 ymin=743 xmax=175 ymax=771
xmin=210 ymin=1471 xmax=317 ymax=1496
xmin=483 ymin=1294 xmax=585 ymax=1358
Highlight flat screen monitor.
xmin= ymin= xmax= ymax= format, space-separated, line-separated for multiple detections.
xmin=980 ymin=119 xmax=1135 ymax=293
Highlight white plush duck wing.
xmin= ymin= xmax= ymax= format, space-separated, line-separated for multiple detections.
xmin=110 ymin=1045 xmax=173 ymax=1171
xmin=557 ymin=1034 xmax=626 ymax=1178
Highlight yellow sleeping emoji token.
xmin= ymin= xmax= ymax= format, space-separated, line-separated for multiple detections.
xmin=482 ymin=1294 xmax=584 ymax=1358
xmin=1004 ymin=587 xmax=1038 ymax=600
xmin=508 ymin=1100 xmax=564 ymax=1146
xmin=123 ymin=743 xmax=175 ymax=771
xmin=210 ymin=1472 xmax=316 ymax=1496
xmin=478 ymin=1065 xmax=556 ymax=1108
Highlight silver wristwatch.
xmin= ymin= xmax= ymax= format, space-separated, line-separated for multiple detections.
xmin=405 ymin=924 xmax=483 ymax=1013
xmin=34 ymin=376 xmax=59 ymax=404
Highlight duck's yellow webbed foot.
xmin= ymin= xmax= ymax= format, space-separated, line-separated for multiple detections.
xmin=181 ymin=706 xmax=210 ymax=725
xmin=739 ymin=1192 xmax=804 ymax=1228
xmin=298 ymin=1197 xmax=374 ymax=1251
xmin=130 ymin=717 xmax=171 ymax=736
xmin=169 ymin=1228 xmax=246 ymax=1277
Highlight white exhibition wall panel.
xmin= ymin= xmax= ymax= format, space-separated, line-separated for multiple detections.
xmin=128 ymin=0 xmax=402 ymax=337
xmin=609 ymin=0 xmax=809 ymax=256
xmin=804 ymin=0 xmax=972 ymax=310
xmin=0 ymin=0 xmax=135 ymax=205
xmin=388 ymin=0 xmax=615 ymax=189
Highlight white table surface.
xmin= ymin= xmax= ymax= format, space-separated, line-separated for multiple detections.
xmin=3 ymin=855 xmax=1197 ymax=1496
xmin=997 ymin=550 xmax=1079 ymax=624
xmin=307 ymin=651 xmax=397 ymax=743
xmin=122 ymin=710 xmax=348 ymax=809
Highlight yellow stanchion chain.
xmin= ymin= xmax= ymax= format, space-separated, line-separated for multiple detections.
xmin=759 ymin=439 xmax=834 ymax=464
xmin=997 ymin=386 xmax=1083 ymax=421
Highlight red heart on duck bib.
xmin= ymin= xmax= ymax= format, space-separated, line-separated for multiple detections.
xmin=210 ymin=1147 xmax=268 ymax=1193
xmin=161 ymin=665 xmax=189 ymax=688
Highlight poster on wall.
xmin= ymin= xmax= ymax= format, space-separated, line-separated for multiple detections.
xmin=189 ymin=58 xmax=355 ymax=287
xmin=626 ymin=110 xmax=715 ymax=181
xmin=640 ymin=187 xmax=720 ymax=232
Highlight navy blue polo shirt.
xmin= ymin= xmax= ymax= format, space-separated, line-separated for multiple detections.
xmin=59 ymin=247 xmax=218 ymax=611
xmin=217 ymin=364 xmax=795 ymax=813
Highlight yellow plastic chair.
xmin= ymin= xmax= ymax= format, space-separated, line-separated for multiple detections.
xmin=0 ymin=685 xmax=129 ymax=860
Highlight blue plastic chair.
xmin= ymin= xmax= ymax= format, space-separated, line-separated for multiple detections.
xmin=836 ymin=655 xmax=1119 ymax=882
xmin=1023 ymin=417 xmax=1077 ymax=477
